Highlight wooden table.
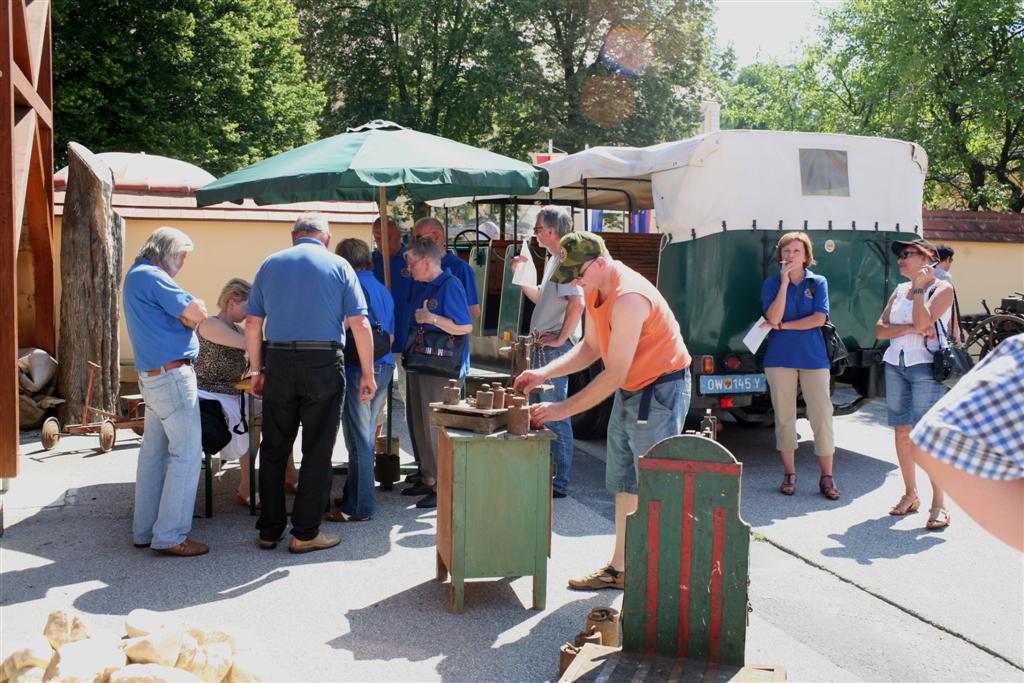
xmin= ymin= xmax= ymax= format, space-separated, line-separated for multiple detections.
xmin=432 ymin=423 xmax=554 ymax=613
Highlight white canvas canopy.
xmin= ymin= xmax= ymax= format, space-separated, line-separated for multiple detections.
xmin=541 ymin=130 xmax=928 ymax=241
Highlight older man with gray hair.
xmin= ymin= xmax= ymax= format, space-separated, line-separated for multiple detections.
xmin=246 ymin=213 xmax=376 ymax=553
xmin=124 ymin=226 xmax=210 ymax=556
xmin=511 ymin=207 xmax=584 ymax=497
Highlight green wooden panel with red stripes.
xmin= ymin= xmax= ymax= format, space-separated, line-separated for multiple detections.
xmin=623 ymin=434 xmax=751 ymax=667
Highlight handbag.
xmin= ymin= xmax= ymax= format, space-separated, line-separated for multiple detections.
xmin=402 ymin=274 xmax=467 ymax=378
xmin=199 ymin=399 xmax=231 ymax=455
xmin=343 ymin=282 xmax=391 ymax=366
xmin=806 ymin=280 xmax=849 ymax=373
xmin=931 ymin=318 xmax=974 ymax=382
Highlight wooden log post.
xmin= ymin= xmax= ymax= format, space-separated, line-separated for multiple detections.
xmin=622 ymin=434 xmax=751 ymax=667
xmin=56 ymin=142 xmax=123 ymax=424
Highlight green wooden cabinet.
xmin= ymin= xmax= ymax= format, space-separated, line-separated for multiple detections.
xmin=435 ymin=426 xmax=553 ymax=614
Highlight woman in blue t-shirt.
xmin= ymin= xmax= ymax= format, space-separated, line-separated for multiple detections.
xmin=401 ymin=237 xmax=473 ymax=510
xmin=760 ymin=232 xmax=839 ymax=500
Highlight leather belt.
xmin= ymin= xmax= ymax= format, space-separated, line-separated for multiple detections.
xmin=142 ymin=358 xmax=191 ymax=377
xmin=266 ymin=341 xmax=341 ymax=351
xmin=637 ymin=367 xmax=689 ymax=424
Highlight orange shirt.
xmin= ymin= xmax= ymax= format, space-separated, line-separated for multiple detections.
xmin=586 ymin=261 xmax=691 ymax=391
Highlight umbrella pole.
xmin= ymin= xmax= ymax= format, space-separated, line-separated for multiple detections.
xmin=378 ymin=186 xmax=394 ymax=463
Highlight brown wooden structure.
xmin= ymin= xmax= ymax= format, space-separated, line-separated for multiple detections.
xmin=1 ymin=0 xmax=55 ymax=479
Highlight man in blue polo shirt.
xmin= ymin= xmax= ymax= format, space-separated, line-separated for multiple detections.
xmin=372 ymin=217 xmax=411 ymax=404
xmin=124 ymin=226 xmax=210 ymax=557
xmin=246 ymin=214 xmax=377 ymax=554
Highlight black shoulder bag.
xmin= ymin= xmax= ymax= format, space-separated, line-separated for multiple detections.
xmin=807 ymin=279 xmax=849 ymax=374
xmin=402 ymin=274 xmax=467 ymax=378
xmin=931 ymin=317 xmax=974 ymax=383
xmin=343 ymin=282 xmax=391 ymax=367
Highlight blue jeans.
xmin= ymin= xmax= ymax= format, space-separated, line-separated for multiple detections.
xmin=530 ymin=340 xmax=575 ymax=494
xmin=605 ymin=370 xmax=691 ymax=494
xmin=134 ymin=365 xmax=202 ymax=549
xmin=340 ymin=364 xmax=393 ymax=517
xmin=885 ymin=359 xmax=947 ymax=427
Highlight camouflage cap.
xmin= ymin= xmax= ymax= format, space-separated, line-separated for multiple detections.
xmin=551 ymin=231 xmax=606 ymax=284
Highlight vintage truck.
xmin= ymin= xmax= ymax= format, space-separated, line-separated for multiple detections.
xmin=445 ymin=129 xmax=926 ymax=435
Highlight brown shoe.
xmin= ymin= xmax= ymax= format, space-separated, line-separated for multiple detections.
xmin=819 ymin=475 xmax=841 ymax=500
xmin=288 ymin=531 xmax=340 ymax=554
xmin=567 ymin=564 xmax=624 ymax=591
xmin=154 ymin=538 xmax=209 ymax=557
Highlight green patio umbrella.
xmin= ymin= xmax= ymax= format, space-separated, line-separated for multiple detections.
xmin=196 ymin=121 xmax=543 ymax=486
xmin=195 ymin=119 xmax=545 ymax=206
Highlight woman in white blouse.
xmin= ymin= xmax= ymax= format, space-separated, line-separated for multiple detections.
xmin=874 ymin=239 xmax=954 ymax=530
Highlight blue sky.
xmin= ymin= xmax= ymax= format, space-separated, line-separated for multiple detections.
xmin=713 ymin=0 xmax=844 ymax=67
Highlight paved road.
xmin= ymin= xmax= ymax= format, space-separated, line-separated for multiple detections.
xmin=2 ymin=396 xmax=1022 ymax=682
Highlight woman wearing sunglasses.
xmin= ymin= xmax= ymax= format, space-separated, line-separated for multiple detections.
xmin=875 ymin=239 xmax=955 ymax=529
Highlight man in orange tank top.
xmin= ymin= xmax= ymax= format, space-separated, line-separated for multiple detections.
xmin=515 ymin=231 xmax=692 ymax=590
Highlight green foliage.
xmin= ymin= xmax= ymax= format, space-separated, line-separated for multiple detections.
xmin=53 ymin=0 xmax=325 ymax=176
xmin=294 ymin=0 xmax=715 ymax=156
xmin=717 ymin=0 xmax=1024 ymax=212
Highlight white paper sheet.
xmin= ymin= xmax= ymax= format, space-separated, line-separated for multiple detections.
xmin=743 ymin=316 xmax=771 ymax=353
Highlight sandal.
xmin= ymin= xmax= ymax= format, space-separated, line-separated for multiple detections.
xmin=925 ymin=507 xmax=950 ymax=530
xmin=889 ymin=494 xmax=920 ymax=516
xmin=818 ymin=475 xmax=840 ymax=500
xmin=779 ymin=472 xmax=797 ymax=496
xmin=567 ymin=564 xmax=625 ymax=591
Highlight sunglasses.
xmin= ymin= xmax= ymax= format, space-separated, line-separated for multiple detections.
xmin=897 ymin=249 xmax=925 ymax=260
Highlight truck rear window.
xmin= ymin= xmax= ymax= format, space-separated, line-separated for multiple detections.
xmin=799 ymin=149 xmax=850 ymax=196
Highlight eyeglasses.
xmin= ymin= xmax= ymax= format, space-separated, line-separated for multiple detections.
xmin=897 ymin=250 xmax=924 ymax=260
xmin=576 ymin=258 xmax=597 ymax=279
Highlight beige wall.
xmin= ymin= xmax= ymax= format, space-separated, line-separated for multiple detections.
xmin=48 ymin=216 xmax=372 ymax=379
xmin=944 ymin=241 xmax=1024 ymax=314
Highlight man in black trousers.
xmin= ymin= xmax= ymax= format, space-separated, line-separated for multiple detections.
xmin=246 ymin=214 xmax=376 ymax=553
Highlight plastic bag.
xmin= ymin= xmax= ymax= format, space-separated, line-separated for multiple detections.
xmin=511 ymin=238 xmax=537 ymax=287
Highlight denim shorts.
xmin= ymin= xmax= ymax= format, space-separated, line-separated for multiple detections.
xmin=605 ymin=370 xmax=691 ymax=494
xmin=885 ymin=359 xmax=947 ymax=427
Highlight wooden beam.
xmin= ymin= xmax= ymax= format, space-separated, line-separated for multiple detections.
xmin=26 ymin=122 xmax=54 ymax=352
xmin=24 ymin=1 xmax=48 ymax=89
xmin=12 ymin=104 xmax=35 ymax=241
xmin=11 ymin=61 xmax=50 ymax=128
xmin=11 ymin=0 xmax=31 ymax=84
xmin=0 ymin=0 xmax=22 ymax=479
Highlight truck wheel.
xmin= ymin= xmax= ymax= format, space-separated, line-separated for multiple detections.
xmin=568 ymin=362 xmax=613 ymax=440
xmin=41 ymin=417 xmax=61 ymax=450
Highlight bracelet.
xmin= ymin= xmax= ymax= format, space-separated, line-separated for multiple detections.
xmin=912 ymin=287 xmax=925 ymax=296
xmin=431 ymin=314 xmax=438 ymax=325
xmin=250 ymin=370 xmax=263 ymax=376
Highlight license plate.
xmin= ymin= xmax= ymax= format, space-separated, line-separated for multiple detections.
xmin=699 ymin=373 xmax=767 ymax=394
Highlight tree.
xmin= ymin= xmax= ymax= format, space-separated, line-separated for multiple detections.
xmin=53 ymin=0 xmax=325 ymax=176
xmin=294 ymin=0 xmax=543 ymax=158
xmin=726 ymin=0 xmax=1024 ymax=211
xmin=523 ymin=0 xmax=715 ymax=152
xmin=818 ymin=0 xmax=1024 ymax=211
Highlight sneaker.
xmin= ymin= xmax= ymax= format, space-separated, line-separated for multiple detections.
xmin=288 ymin=531 xmax=341 ymax=554
xmin=567 ymin=564 xmax=624 ymax=591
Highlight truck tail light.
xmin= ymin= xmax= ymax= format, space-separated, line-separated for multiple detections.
xmin=701 ymin=356 xmax=715 ymax=374
xmin=724 ymin=354 xmax=741 ymax=371
xmin=720 ymin=397 xmax=735 ymax=408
